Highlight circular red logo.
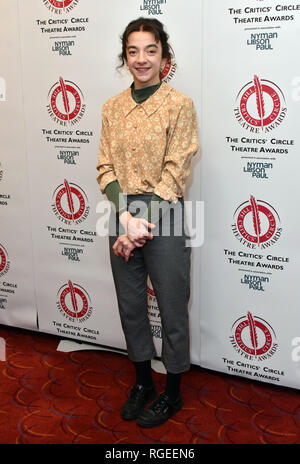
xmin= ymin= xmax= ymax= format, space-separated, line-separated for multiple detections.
xmin=235 ymin=76 xmax=287 ymax=132
xmin=56 ymin=184 xmax=85 ymax=220
xmin=52 ymin=180 xmax=89 ymax=224
xmin=0 ymin=247 xmax=6 ymax=274
xmin=240 ymin=83 xmax=280 ymax=127
xmin=57 ymin=280 xmax=92 ymax=323
xmin=0 ymin=244 xmax=9 ymax=277
xmin=237 ymin=203 xmax=276 ymax=244
xmin=232 ymin=195 xmax=282 ymax=248
xmin=51 ymin=83 xmax=81 ymax=122
xmin=235 ymin=318 xmax=272 ymax=356
xmin=47 ymin=77 xmax=85 ymax=125
xmin=231 ymin=312 xmax=277 ymax=360
xmin=60 ymin=284 xmax=89 ymax=319
xmin=160 ymin=58 xmax=177 ymax=83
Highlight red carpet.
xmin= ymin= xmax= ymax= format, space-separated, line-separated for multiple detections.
xmin=0 ymin=324 xmax=299 ymax=445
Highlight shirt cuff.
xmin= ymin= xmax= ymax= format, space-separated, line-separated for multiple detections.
xmin=104 ymin=180 xmax=127 ymax=214
xmin=98 ymin=171 xmax=118 ymax=194
xmin=154 ymin=183 xmax=179 ymax=203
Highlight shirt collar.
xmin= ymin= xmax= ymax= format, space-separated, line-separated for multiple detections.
xmin=121 ymin=82 xmax=172 ymax=118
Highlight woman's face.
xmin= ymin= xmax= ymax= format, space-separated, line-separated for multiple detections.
xmin=125 ymin=30 xmax=167 ymax=89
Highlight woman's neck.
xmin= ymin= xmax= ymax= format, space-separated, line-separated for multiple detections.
xmin=131 ymin=81 xmax=162 ymax=104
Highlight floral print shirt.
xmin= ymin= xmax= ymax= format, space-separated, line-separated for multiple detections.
xmin=97 ymin=82 xmax=199 ymax=203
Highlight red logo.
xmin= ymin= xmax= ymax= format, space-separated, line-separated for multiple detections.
xmin=52 ymin=179 xmax=90 ymax=225
xmin=160 ymin=57 xmax=177 ymax=83
xmin=147 ymin=281 xmax=162 ymax=341
xmin=43 ymin=0 xmax=79 ymax=13
xmin=0 ymin=244 xmax=10 ymax=277
xmin=57 ymin=280 xmax=92 ymax=322
xmin=234 ymin=75 xmax=287 ymax=132
xmin=230 ymin=312 xmax=277 ymax=361
xmin=47 ymin=77 xmax=86 ymax=126
xmin=232 ymin=195 xmax=282 ymax=249
xmin=147 ymin=286 xmax=155 ymax=297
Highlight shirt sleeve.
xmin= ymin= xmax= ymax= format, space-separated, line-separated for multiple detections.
xmin=153 ymin=98 xmax=199 ymax=202
xmin=96 ymin=109 xmax=117 ymax=193
xmin=104 ymin=180 xmax=127 ymax=215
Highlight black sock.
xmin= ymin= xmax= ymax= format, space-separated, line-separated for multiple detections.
xmin=133 ymin=360 xmax=153 ymax=388
xmin=165 ymin=372 xmax=181 ymax=401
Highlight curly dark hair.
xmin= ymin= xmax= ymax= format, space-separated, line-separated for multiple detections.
xmin=118 ymin=17 xmax=174 ymax=69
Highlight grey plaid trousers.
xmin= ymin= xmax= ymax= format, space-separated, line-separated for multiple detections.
xmin=108 ymin=195 xmax=191 ymax=374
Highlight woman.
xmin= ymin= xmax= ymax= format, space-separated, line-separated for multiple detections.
xmin=96 ymin=17 xmax=199 ymax=428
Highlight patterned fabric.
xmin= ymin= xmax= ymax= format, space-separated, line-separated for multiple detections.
xmin=96 ymin=82 xmax=199 ymax=203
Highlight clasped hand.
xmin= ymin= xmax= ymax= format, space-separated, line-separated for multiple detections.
xmin=112 ymin=213 xmax=155 ymax=262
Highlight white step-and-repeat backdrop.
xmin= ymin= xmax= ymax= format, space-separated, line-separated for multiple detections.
xmin=1 ymin=0 xmax=300 ymax=390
